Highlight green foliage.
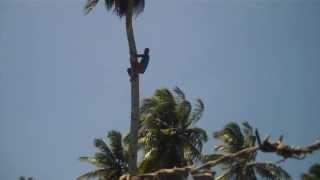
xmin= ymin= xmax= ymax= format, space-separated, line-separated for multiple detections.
xmin=78 ymin=131 xmax=128 ymax=180
xmin=138 ymin=87 xmax=208 ymax=173
xmin=302 ymin=164 xmax=320 ymax=180
xmin=208 ymin=122 xmax=290 ymax=180
xmin=214 ymin=122 xmax=244 ymax=153
xmin=249 ymin=162 xmax=291 ymax=180
xmin=84 ymin=0 xmax=145 ymax=17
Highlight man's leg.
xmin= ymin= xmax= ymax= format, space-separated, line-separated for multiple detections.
xmin=127 ymin=57 xmax=140 ymax=77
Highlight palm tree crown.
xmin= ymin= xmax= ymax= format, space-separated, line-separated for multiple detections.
xmin=136 ymin=87 xmax=208 ymax=173
xmin=78 ymin=130 xmax=128 ymax=180
xmin=205 ymin=122 xmax=290 ymax=180
xmin=84 ymin=0 xmax=145 ymax=17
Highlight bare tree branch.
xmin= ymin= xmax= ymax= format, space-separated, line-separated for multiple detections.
xmin=119 ymin=133 xmax=320 ymax=180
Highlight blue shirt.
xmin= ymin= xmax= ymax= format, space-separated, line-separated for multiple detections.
xmin=140 ymin=55 xmax=150 ymax=73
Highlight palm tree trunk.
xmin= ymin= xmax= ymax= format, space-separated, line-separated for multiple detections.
xmin=126 ymin=0 xmax=139 ymax=175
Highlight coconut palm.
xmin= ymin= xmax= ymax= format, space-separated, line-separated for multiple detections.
xmin=204 ymin=122 xmax=290 ymax=180
xmin=136 ymin=87 xmax=208 ymax=173
xmin=78 ymin=130 xmax=128 ymax=180
xmin=83 ymin=0 xmax=145 ymax=174
xmin=301 ymin=163 xmax=320 ymax=180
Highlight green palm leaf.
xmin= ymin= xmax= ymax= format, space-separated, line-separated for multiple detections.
xmin=85 ymin=0 xmax=145 ymax=17
xmin=84 ymin=0 xmax=99 ymax=15
xmin=216 ymin=164 xmax=241 ymax=180
xmin=79 ymin=156 xmax=104 ymax=168
xmin=210 ymin=122 xmax=290 ymax=180
xmin=78 ymin=130 xmax=128 ymax=179
xmin=186 ymin=127 xmax=208 ymax=154
xmin=187 ymin=99 xmax=205 ymax=126
xmin=138 ymin=87 xmax=207 ymax=171
xmin=176 ymin=100 xmax=192 ymax=126
xmin=139 ymin=148 xmax=159 ymax=173
xmin=301 ymin=163 xmax=320 ymax=180
xmin=94 ymin=138 xmax=116 ymax=162
xmin=249 ymin=162 xmax=291 ymax=180
xmin=107 ymin=131 xmax=125 ymax=164
xmin=202 ymin=153 xmax=224 ymax=162
xmin=173 ymin=86 xmax=186 ymax=103
xmin=309 ymin=164 xmax=320 ymax=178
xmin=77 ymin=168 xmax=118 ymax=180
xmin=214 ymin=122 xmax=244 ymax=153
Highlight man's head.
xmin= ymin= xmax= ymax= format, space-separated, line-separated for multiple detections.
xmin=144 ymin=48 xmax=150 ymax=55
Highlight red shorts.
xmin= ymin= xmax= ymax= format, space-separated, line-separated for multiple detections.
xmin=131 ymin=57 xmax=143 ymax=73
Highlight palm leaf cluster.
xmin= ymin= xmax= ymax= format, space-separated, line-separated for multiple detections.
xmin=84 ymin=0 xmax=145 ymax=16
xmin=137 ymin=87 xmax=208 ymax=173
xmin=302 ymin=164 xmax=320 ymax=180
xmin=78 ymin=131 xmax=128 ymax=180
xmin=206 ymin=122 xmax=290 ymax=180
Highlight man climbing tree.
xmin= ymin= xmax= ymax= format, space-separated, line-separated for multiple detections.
xmin=127 ymin=48 xmax=150 ymax=77
xmin=83 ymin=0 xmax=146 ymax=175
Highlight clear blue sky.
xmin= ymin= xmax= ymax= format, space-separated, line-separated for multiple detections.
xmin=1 ymin=0 xmax=319 ymax=179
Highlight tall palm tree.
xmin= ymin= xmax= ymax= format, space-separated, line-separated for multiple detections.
xmin=136 ymin=87 xmax=208 ymax=173
xmin=204 ymin=122 xmax=291 ymax=180
xmin=78 ymin=130 xmax=129 ymax=180
xmin=83 ymin=0 xmax=145 ymax=174
xmin=301 ymin=164 xmax=320 ymax=180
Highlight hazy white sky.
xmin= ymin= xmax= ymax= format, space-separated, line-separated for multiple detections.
xmin=1 ymin=0 xmax=320 ymax=179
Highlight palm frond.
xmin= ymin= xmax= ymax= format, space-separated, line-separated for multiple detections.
xmin=132 ymin=0 xmax=145 ymax=16
xmin=140 ymin=97 xmax=158 ymax=115
xmin=154 ymin=88 xmax=176 ymax=106
xmin=301 ymin=174 xmax=314 ymax=180
xmin=123 ymin=132 xmax=131 ymax=146
xmin=309 ymin=164 xmax=320 ymax=177
xmin=242 ymin=121 xmax=253 ymax=136
xmin=84 ymin=0 xmax=99 ymax=15
xmin=138 ymin=87 xmax=207 ymax=171
xmin=184 ymin=142 xmax=202 ymax=163
xmin=214 ymin=122 xmax=244 ymax=153
xmin=139 ymin=148 xmax=159 ymax=173
xmin=187 ymin=127 xmax=208 ymax=146
xmin=77 ymin=168 xmax=117 ymax=180
xmin=94 ymin=138 xmax=115 ymax=161
xmin=104 ymin=0 xmax=115 ymax=10
xmin=173 ymin=87 xmax=186 ymax=103
xmin=187 ymin=99 xmax=204 ymax=126
xmin=140 ymin=89 xmax=177 ymax=127
xmin=183 ymin=127 xmax=208 ymax=162
xmin=216 ymin=164 xmax=240 ymax=180
xmin=79 ymin=156 xmax=100 ymax=167
xmin=104 ymin=0 xmax=144 ymax=17
xmin=107 ymin=130 xmax=125 ymax=163
xmin=138 ymin=128 xmax=163 ymax=153
xmin=202 ymin=153 xmax=224 ymax=162
xmin=302 ymin=163 xmax=320 ymax=180
xmin=250 ymin=162 xmax=291 ymax=180
xmin=176 ymin=100 xmax=192 ymax=126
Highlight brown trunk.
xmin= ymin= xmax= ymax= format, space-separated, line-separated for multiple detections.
xmin=126 ymin=0 xmax=139 ymax=175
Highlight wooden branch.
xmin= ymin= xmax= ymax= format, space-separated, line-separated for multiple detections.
xmin=119 ymin=136 xmax=320 ymax=180
xmin=255 ymin=129 xmax=320 ymax=159
xmin=193 ymin=146 xmax=259 ymax=173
